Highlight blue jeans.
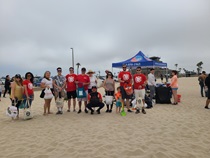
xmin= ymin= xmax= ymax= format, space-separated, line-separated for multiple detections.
xmin=23 ymin=94 xmax=34 ymax=108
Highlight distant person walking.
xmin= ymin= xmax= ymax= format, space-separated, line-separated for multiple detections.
xmin=170 ymin=70 xmax=179 ymax=105
xmin=198 ymin=71 xmax=207 ymax=97
xmin=3 ymin=75 xmax=11 ymax=97
xmin=204 ymin=74 xmax=210 ymax=109
xmin=160 ymin=74 xmax=163 ymax=83
xmin=0 ymin=80 xmax=2 ymax=101
xmin=148 ymin=68 xmax=156 ymax=101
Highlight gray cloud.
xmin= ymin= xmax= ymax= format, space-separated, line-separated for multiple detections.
xmin=0 ymin=0 xmax=210 ymax=77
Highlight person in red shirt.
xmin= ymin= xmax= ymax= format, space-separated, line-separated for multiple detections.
xmin=76 ymin=67 xmax=90 ymax=114
xmin=86 ymin=86 xmax=104 ymax=114
xmin=118 ymin=64 xmax=133 ymax=112
xmin=133 ymin=67 xmax=147 ymax=114
xmin=23 ymin=72 xmax=34 ymax=108
xmin=66 ymin=67 xmax=77 ymax=112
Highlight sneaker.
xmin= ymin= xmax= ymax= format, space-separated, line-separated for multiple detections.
xmin=56 ymin=111 xmax=60 ymax=115
xmin=85 ymin=108 xmax=88 ymax=113
xmin=60 ymin=111 xmax=63 ymax=114
xmin=91 ymin=110 xmax=94 ymax=115
xmin=77 ymin=109 xmax=82 ymax=114
xmin=105 ymin=109 xmax=109 ymax=113
xmin=96 ymin=109 xmax=100 ymax=114
xmin=127 ymin=109 xmax=133 ymax=112
xmin=205 ymin=106 xmax=209 ymax=109
xmin=135 ymin=109 xmax=140 ymax=114
xmin=109 ymin=109 xmax=112 ymax=113
xmin=73 ymin=109 xmax=76 ymax=112
xmin=142 ymin=109 xmax=146 ymax=114
xmin=67 ymin=109 xmax=70 ymax=112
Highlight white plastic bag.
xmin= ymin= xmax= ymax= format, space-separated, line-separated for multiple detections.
xmin=105 ymin=96 xmax=113 ymax=105
xmin=6 ymin=106 xmax=18 ymax=118
xmin=44 ymin=88 xmax=53 ymax=99
xmin=56 ymin=98 xmax=64 ymax=108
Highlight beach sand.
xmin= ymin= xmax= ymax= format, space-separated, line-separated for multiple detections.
xmin=0 ymin=77 xmax=210 ymax=158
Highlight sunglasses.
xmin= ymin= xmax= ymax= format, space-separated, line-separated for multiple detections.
xmin=122 ymin=67 xmax=126 ymax=68
xmin=70 ymin=69 xmax=74 ymax=71
xmin=136 ymin=70 xmax=141 ymax=71
xmin=27 ymin=75 xmax=31 ymax=77
xmin=57 ymin=70 xmax=62 ymax=72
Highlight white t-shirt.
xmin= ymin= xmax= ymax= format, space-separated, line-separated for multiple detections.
xmin=41 ymin=78 xmax=53 ymax=88
xmin=88 ymin=76 xmax=97 ymax=89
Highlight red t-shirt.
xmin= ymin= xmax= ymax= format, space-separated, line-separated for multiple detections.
xmin=76 ymin=74 xmax=90 ymax=90
xmin=118 ymin=71 xmax=132 ymax=86
xmin=133 ymin=74 xmax=147 ymax=89
xmin=66 ymin=74 xmax=77 ymax=91
xmin=23 ymin=80 xmax=34 ymax=95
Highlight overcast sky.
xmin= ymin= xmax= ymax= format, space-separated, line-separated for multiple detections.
xmin=0 ymin=0 xmax=210 ymax=77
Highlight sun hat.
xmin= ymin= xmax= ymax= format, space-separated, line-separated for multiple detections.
xmin=87 ymin=70 xmax=95 ymax=74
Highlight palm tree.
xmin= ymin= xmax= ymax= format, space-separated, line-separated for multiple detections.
xmin=76 ymin=63 xmax=81 ymax=74
xmin=196 ymin=61 xmax=203 ymax=74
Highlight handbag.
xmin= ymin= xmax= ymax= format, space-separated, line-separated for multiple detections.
xmin=6 ymin=106 xmax=18 ymax=118
xmin=77 ymin=87 xmax=86 ymax=98
xmin=124 ymin=83 xmax=133 ymax=95
xmin=40 ymin=89 xmax=45 ymax=98
xmin=23 ymin=100 xmax=33 ymax=120
xmin=56 ymin=92 xmax=64 ymax=108
xmin=44 ymin=88 xmax=54 ymax=99
xmin=105 ymin=91 xmax=113 ymax=105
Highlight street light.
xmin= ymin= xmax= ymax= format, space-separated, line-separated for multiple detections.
xmin=70 ymin=48 xmax=74 ymax=68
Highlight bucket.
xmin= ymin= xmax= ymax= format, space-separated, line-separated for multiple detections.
xmin=177 ymin=94 xmax=181 ymax=102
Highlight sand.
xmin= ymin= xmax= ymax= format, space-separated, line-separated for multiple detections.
xmin=0 ymin=77 xmax=210 ymax=158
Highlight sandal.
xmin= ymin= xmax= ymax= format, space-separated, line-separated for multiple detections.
xmin=172 ymin=103 xmax=178 ymax=105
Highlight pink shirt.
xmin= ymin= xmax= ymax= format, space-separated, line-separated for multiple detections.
xmin=170 ymin=75 xmax=178 ymax=88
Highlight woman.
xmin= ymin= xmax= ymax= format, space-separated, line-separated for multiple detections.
xmin=170 ymin=70 xmax=178 ymax=105
xmin=87 ymin=70 xmax=97 ymax=93
xmin=40 ymin=71 xmax=54 ymax=115
xmin=10 ymin=74 xmax=24 ymax=119
xmin=3 ymin=75 xmax=11 ymax=97
xmin=23 ymin=72 xmax=34 ymax=108
xmin=103 ymin=72 xmax=115 ymax=112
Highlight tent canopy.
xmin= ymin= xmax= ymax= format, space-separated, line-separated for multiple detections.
xmin=112 ymin=51 xmax=167 ymax=68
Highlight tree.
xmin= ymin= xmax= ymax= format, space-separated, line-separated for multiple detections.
xmin=76 ymin=63 xmax=81 ymax=74
xmin=196 ymin=61 xmax=203 ymax=74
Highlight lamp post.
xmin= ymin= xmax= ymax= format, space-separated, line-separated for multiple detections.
xmin=71 ymin=48 xmax=74 ymax=68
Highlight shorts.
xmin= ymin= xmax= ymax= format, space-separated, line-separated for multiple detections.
xmin=134 ymin=89 xmax=145 ymax=100
xmin=54 ymin=90 xmax=66 ymax=99
xmin=77 ymin=90 xmax=88 ymax=102
xmin=171 ymin=88 xmax=178 ymax=91
xmin=120 ymin=86 xmax=132 ymax=99
xmin=116 ymin=101 xmax=122 ymax=107
xmin=67 ymin=90 xmax=77 ymax=99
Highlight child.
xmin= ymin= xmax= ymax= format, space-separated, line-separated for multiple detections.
xmin=115 ymin=87 xmax=122 ymax=113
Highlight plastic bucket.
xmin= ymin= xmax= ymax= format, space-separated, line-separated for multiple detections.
xmin=177 ymin=94 xmax=181 ymax=102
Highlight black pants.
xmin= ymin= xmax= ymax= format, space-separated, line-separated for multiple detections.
xmin=10 ymin=98 xmax=22 ymax=113
xmin=199 ymin=83 xmax=207 ymax=97
xmin=3 ymin=87 xmax=10 ymax=97
xmin=86 ymin=102 xmax=104 ymax=111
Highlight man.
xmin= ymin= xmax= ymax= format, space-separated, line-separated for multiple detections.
xmin=86 ymin=86 xmax=104 ymax=114
xmin=53 ymin=67 xmax=66 ymax=114
xmin=66 ymin=67 xmax=77 ymax=112
xmin=118 ymin=64 xmax=133 ymax=112
xmin=133 ymin=67 xmax=147 ymax=114
xmin=198 ymin=71 xmax=207 ymax=97
xmin=148 ymin=68 xmax=156 ymax=101
xmin=76 ymin=67 xmax=90 ymax=114
xmin=204 ymin=74 xmax=210 ymax=109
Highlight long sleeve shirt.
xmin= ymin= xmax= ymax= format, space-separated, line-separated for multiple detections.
xmin=148 ymin=73 xmax=156 ymax=86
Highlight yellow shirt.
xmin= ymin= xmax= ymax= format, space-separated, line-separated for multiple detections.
xmin=11 ymin=82 xmax=23 ymax=100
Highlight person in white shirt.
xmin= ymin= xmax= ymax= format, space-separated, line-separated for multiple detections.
xmin=87 ymin=70 xmax=97 ymax=93
xmin=148 ymin=68 xmax=156 ymax=100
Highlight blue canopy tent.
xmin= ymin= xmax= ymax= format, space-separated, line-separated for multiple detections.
xmin=112 ymin=51 xmax=167 ymax=68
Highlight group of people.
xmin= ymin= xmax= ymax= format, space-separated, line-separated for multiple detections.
xmin=2 ymin=64 xmax=181 ymax=119
xmin=198 ymin=71 xmax=210 ymax=109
